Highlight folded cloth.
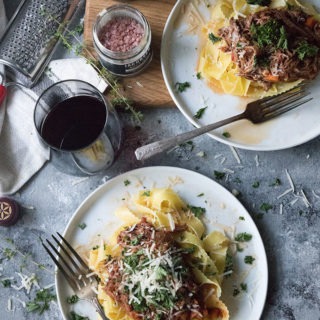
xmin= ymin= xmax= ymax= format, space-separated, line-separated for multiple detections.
xmin=0 ymin=1 xmax=107 ymax=195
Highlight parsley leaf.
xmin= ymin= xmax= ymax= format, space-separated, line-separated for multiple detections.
xmin=196 ymin=72 xmax=202 ymax=79
xmin=252 ymin=181 xmax=260 ymax=188
xmin=78 ymin=222 xmax=87 ymax=230
xmin=26 ymin=289 xmax=56 ymax=315
xmin=244 ymin=255 xmax=256 ymax=264
xmin=246 ymin=0 xmax=271 ymax=5
xmin=194 ymin=107 xmax=207 ymax=119
xmin=235 ymin=232 xmax=252 ymax=242
xmin=142 ymin=190 xmax=151 ymax=197
xmin=187 ymin=205 xmax=206 ymax=218
xmin=260 ymin=203 xmax=273 ymax=212
xmin=1 ymin=279 xmax=11 ymax=287
xmin=70 ymin=311 xmax=89 ymax=320
xmin=240 ymin=282 xmax=248 ymax=291
xmin=67 ymin=295 xmax=79 ymax=304
xmin=214 ymin=170 xmax=226 ymax=180
xmin=223 ymin=132 xmax=231 ymax=138
xmin=208 ymin=32 xmax=222 ymax=44
xmin=295 ymin=41 xmax=319 ymax=60
xmin=124 ymin=179 xmax=131 ymax=186
xmin=175 ymin=81 xmax=191 ymax=93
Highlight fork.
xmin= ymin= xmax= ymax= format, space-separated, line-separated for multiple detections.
xmin=135 ymin=84 xmax=312 ymax=161
xmin=42 ymin=232 xmax=109 ymax=320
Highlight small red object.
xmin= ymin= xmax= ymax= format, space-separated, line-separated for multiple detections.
xmin=0 ymin=197 xmax=20 ymax=227
xmin=0 ymin=84 xmax=7 ymax=107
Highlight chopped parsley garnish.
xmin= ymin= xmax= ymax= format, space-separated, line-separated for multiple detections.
xmin=78 ymin=222 xmax=87 ymax=230
xmin=252 ymin=181 xmax=260 ymax=188
xmin=131 ymin=234 xmax=143 ymax=246
xmin=1 ymin=279 xmax=11 ymax=287
xmin=124 ymin=179 xmax=131 ymax=186
xmin=246 ymin=0 xmax=271 ymax=5
xmin=235 ymin=232 xmax=252 ymax=242
xmin=208 ymin=32 xmax=222 ymax=44
xmin=260 ymin=203 xmax=273 ymax=212
xmin=233 ymin=288 xmax=240 ymax=296
xmin=214 ymin=170 xmax=226 ymax=180
xmin=142 ymin=190 xmax=151 ymax=197
xmin=194 ymin=106 xmax=207 ymax=119
xmin=175 ymin=81 xmax=191 ymax=93
xmin=92 ymin=245 xmax=99 ymax=250
xmin=244 ymin=255 xmax=256 ymax=264
xmin=250 ymin=20 xmax=288 ymax=50
xmin=239 ymin=216 xmax=245 ymax=221
xmin=196 ymin=72 xmax=202 ymax=79
xmin=67 ymin=295 xmax=79 ymax=304
xmin=270 ymin=178 xmax=281 ymax=186
xmin=187 ymin=205 xmax=206 ymax=218
xmin=70 ymin=311 xmax=89 ymax=320
xmin=240 ymin=283 xmax=248 ymax=291
xmin=295 ymin=41 xmax=319 ymax=60
xmin=26 ymin=289 xmax=56 ymax=315
xmin=197 ymin=193 xmax=204 ymax=197
xmin=224 ymin=251 xmax=233 ymax=276
xmin=223 ymin=132 xmax=231 ymax=138
xmin=3 ymin=248 xmax=16 ymax=260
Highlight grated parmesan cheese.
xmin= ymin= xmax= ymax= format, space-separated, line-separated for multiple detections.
xmin=230 ymin=146 xmax=241 ymax=164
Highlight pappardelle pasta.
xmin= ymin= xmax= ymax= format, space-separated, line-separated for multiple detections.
xmin=198 ymin=0 xmax=320 ymax=97
xmin=89 ymin=188 xmax=231 ymax=320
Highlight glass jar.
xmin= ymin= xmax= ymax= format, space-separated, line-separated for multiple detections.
xmin=93 ymin=5 xmax=153 ymax=77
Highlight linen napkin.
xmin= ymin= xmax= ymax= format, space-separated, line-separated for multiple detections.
xmin=0 ymin=1 xmax=107 ymax=195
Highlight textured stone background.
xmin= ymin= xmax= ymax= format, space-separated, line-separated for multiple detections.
xmin=1 ymin=1 xmax=319 ymax=320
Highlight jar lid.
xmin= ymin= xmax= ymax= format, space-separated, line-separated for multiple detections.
xmin=0 ymin=197 xmax=20 ymax=227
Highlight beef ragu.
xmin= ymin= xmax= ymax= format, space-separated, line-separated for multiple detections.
xmin=218 ymin=7 xmax=320 ymax=90
xmin=103 ymin=218 xmax=218 ymax=320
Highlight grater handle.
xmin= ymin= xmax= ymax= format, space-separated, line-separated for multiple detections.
xmin=0 ymin=85 xmax=6 ymax=107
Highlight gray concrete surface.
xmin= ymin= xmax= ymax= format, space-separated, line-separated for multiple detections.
xmin=1 ymin=1 xmax=319 ymax=320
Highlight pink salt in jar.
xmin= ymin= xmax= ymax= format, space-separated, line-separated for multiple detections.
xmin=93 ymin=5 xmax=152 ymax=77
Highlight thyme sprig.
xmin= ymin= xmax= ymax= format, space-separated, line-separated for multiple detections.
xmin=43 ymin=11 xmax=143 ymax=123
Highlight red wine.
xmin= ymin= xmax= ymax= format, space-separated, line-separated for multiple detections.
xmin=40 ymin=96 xmax=107 ymax=151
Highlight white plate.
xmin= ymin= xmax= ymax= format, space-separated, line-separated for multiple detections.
xmin=56 ymin=166 xmax=268 ymax=320
xmin=161 ymin=0 xmax=320 ymax=151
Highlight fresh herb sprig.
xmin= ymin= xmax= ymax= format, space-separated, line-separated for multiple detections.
xmin=42 ymin=11 xmax=143 ymax=123
xmin=26 ymin=288 xmax=56 ymax=315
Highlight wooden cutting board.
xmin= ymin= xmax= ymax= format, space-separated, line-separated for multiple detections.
xmin=84 ymin=0 xmax=176 ymax=107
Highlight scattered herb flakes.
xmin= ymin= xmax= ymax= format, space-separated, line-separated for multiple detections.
xmin=175 ymin=81 xmax=191 ymax=93
xmin=260 ymin=203 xmax=273 ymax=212
xmin=26 ymin=288 xmax=56 ymax=315
xmin=223 ymin=132 xmax=231 ymax=138
xmin=224 ymin=251 xmax=233 ymax=277
xmin=67 ymin=295 xmax=79 ymax=304
xmin=252 ymin=181 xmax=260 ymax=188
xmin=255 ymin=213 xmax=264 ymax=219
xmin=5 ymin=238 xmax=14 ymax=244
xmin=239 ymin=216 xmax=245 ymax=221
xmin=296 ymin=40 xmax=319 ymax=60
xmin=194 ymin=106 xmax=207 ymax=119
xmin=246 ymin=0 xmax=271 ymax=5
xmin=70 ymin=311 xmax=89 ymax=320
xmin=3 ymin=248 xmax=16 ymax=260
xmin=92 ymin=245 xmax=99 ymax=250
xmin=270 ymin=178 xmax=281 ymax=186
xmin=214 ymin=170 xmax=226 ymax=180
xmin=240 ymin=283 xmax=248 ymax=292
xmin=234 ymin=177 xmax=242 ymax=184
xmin=208 ymin=32 xmax=222 ymax=44
xmin=187 ymin=205 xmax=206 ymax=218
xmin=142 ymin=191 xmax=151 ymax=197
xmin=196 ymin=72 xmax=202 ymax=79
xmin=235 ymin=232 xmax=252 ymax=242
xmin=233 ymin=288 xmax=240 ymax=296
xmin=78 ymin=222 xmax=87 ymax=230
xmin=197 ymin=193 xmax=204 ymax=197
xmin=124 ymin=179 xmax=131 ymax=186
xmin=1 ymin=279 xmax=11 ymax=287
xmin=244 ymin=255 xmax=255 ymax=264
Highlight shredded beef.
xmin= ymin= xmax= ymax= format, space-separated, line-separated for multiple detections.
xmin=218 ymin=7 xmax=320 ymax=90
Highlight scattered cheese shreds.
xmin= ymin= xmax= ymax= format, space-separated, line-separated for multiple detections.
xmin=285 ymin=169 xmax=295 ymax=192
xmin=254 ymin=155 xmax=259 ymax=167
xmin=277 ymin=188 xmax=292 ymax=199
xmin=230 ymin=146 xmax=241 ymax=164
xmin=279 ymin=203 xmax=283 ymax=215
xmin=300 ymin=189 xmax=311 ymax=208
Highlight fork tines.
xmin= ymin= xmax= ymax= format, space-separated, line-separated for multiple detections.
xmin=42 ymin=233 xmax=93 ymax=292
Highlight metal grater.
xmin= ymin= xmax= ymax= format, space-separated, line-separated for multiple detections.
xmin=0 ymin=0 xmax=83 ymax=88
